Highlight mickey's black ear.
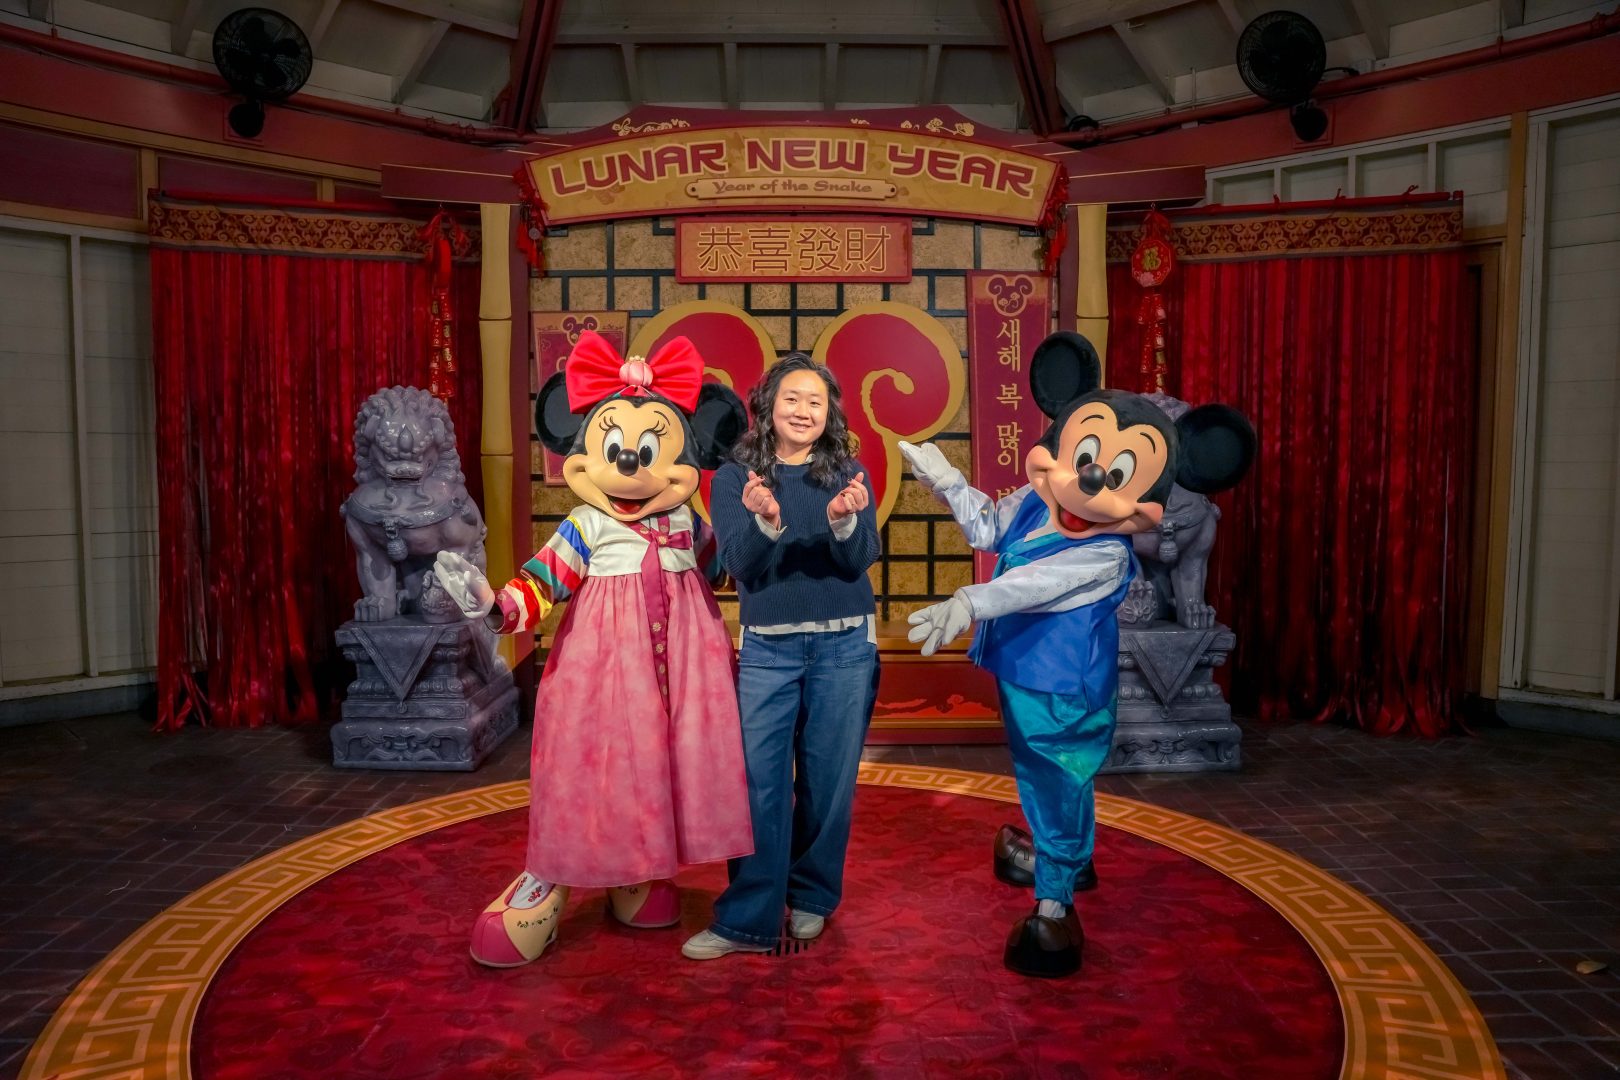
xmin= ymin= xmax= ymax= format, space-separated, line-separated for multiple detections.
xmin=690 ymin=382 xmax=748 ymax=470
xmin=1029 ymin=332 xmax=1102 ymax=418
xmin=535 ymin=372 xmax=583 ymax=456
xmin=1175 ymin=404 xmax=1255 ymax=494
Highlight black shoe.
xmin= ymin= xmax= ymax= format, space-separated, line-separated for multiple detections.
xmin=1073 ymin=860 xmax=1098 ymax=893
xmin=1003 ymin=904 xmax=1084 ymax=978
xmin=992 ymin=824 xmax=1035 ymax=886
xmin=993 ymin=824 xmax=1099 ymax=892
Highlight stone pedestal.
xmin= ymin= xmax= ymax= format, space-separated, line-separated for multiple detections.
xmin=332 ymin=617 xmax=519 ymax=770
xmin=1105 ymin=620 xmax=1241 ymax=773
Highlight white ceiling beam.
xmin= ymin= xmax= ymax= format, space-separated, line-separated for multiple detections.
xmin=395 ymin=18 xmax=450 ymax=102
xmin=557 ymin=14 xmax=999 ymax=46
xmin=1347 ymin=0 xmax=1389 ymax=59
xmin=1500 ymin=0 xmax=1525 ymax=28
xmin=370 ymin=0 xmax=517 ymax=40
xmin=723 ymin=41 xmax=738 ymax=108
xmin=1110 ymin=21 xmax=1174 ymax=105
xmin=823 ymin=43 xmax=839 ymax=109
xmin=1053 ymin=63 xmax=1084 ymax=119
xmin=1215 ymin=0 xmax=1246 ymax=35
xmin=1042 ymin=0 xmax=1188 ymax=43
xmin=620 ymin=43 xmax=639 ymax=104
xmin=307 ymin=0 xmax=342 ymax=50
xmin=169 ymin=0 xmax=206 ymax=53
xmin=919 ymin=42 xmax=941 ymax=105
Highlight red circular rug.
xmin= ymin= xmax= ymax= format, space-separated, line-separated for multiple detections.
xmin=191 ymin=784 xmax=1342 ymax=1079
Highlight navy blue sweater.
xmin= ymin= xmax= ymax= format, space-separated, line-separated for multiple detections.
xmin=709 ymin=459 xmax=880 ymax=626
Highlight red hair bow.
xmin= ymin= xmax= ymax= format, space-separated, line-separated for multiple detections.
xmin=565 ymin=330 xmax=704 ymax=414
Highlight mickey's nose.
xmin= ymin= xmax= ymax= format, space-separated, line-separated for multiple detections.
xmin=1078 ymin=463 xmax=1107 ymax=496
xmin=615 ymin=448 xmax=640 ymax=476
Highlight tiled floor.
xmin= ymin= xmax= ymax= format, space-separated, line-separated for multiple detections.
xmin=2 ymin=713 xmax=1617 ymax=1079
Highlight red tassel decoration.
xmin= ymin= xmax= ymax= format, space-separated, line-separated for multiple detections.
xmin=1130 ymin=207 xmax=1174 ymax=393
xmin=418 ymin=209 xmax=469 ymax=401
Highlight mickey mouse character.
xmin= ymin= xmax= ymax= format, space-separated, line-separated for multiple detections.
xmin=900 ymin=331 xmax=1254 ymax=978
xmin=436 ymin=330 xmax=753 ymax=967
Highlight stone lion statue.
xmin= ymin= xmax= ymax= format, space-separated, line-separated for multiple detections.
xmin=1126 ymin=392 xmax=1224 ymax=630
xmin=341 ymin=386 xmax=487 ymax=623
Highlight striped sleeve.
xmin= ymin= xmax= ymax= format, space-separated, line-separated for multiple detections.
xmin=692 ymin=514 xmax=728 ymax=590
xmin=491 ymin=513 xmax=592 ymax=634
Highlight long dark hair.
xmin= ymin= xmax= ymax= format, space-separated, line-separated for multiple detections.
xmin=732 ymin=353 xmax=857 ymax=489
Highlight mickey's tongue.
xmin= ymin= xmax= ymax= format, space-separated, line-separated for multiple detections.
xmin=610 ymin=497 xmax=647 ymax=515
xmin=1057 ymin=507 xmax=1090 ymax=533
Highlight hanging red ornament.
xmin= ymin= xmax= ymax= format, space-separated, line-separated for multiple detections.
xmin=514 ymin=165 xmax=549 ymax=275
xmin=1130 ymin=207 xmax=1175 ymax=393
xmin=1036 ymin=163 xmax=1070 ymax=277
xmin=418 ymin=209 xmax=469 ymax=402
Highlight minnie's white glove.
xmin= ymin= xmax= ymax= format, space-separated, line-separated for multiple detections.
xmin=434 ymin=550 xmax=495 ymax=620
xmin=907 ymin=594 xmax=974 ymax=656
xmin=898 ymin=440 xmax=964 ymax=495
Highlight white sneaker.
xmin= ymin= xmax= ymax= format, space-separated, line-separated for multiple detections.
xmin=788 ymin=909 xmax=825 ymax=940
xmin=681 ymin=929 xmax=771 ymax=960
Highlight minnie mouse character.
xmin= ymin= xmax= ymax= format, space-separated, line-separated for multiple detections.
xmin=436 ymin=330 xmax=752 ymax=967
xmin=900 ymin=331 xmax=1254 ymax=978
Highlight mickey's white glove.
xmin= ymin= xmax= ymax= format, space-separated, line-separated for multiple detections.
xmin=907 ymin=594 xmax=974 ymax=656
xmin=898 ymin=440 xmax=964 ymax=495
xmin=434 ymin=550 xmax=495 ymax=620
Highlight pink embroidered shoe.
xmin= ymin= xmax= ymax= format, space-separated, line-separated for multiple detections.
xmin=469 ymin=872 xmax=570 ymax=968
xmin=607 ymin=880 xmax=681 ymax=928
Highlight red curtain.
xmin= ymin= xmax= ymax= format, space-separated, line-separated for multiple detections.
xmin=1106 ymin=249 xmax=1476 ymax=736
xmin=151 ymin=249 xmax=483 ymax=730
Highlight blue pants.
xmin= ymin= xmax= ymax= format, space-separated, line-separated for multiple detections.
xmin=711 ymin=625 xmax=879 ymax=946
xmin=998 ymin=681 xmax=1116 ymax=905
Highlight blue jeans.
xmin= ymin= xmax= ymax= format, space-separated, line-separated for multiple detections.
xmin=711 ymin=624 xmax=878 ymax=946
xmin=998 ymin=681 xmax=1117 ymax=905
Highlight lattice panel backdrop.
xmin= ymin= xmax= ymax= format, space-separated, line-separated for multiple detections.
xmin=528 ymin=216 xmax=1043 ymax=633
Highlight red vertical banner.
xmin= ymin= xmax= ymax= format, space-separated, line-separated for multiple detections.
xmin=967 ymin=272 xmax=1052 ymax=582
xmin=532 ymin=311 xmax=630 ymax=484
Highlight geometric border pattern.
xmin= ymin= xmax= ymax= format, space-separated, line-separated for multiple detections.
xmin=147 ymin=198 xmax=481 ymax=261
xmin=1103 ymin=205 xmax=1465 ymax=263
xmin=859 ymin=764 xmax=1506 ymax=1080
xmin=20 ymin=766 xmax=1503 ymax=1080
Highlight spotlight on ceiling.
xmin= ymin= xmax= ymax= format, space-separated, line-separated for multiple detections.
xmin=1289 ymin=102 xmax=1328 ymax=142
xmin=227 ymin=100 xmax=267 ymax=139
xmin=1063 ymin=114 xmax=1100 ymax=143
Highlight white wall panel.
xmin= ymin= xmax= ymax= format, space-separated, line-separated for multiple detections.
xmin=0 ymin=228 xmax=83 ymax=683
xmin=1521 ymin=108 xmax=1620 ymax=695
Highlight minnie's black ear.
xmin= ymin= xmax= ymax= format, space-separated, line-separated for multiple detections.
xmin=1174 ymin=404 xmax=1255 ymax=494
xmin=690 ymin=382 xmax=748 ymax=470
xmin=1029 ymin=332 xmax=1102 ymax=418
xmin=535 ymin=372 xmax=582 ymax=456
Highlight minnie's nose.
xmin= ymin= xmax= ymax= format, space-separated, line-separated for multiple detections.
xmin=616 ymin=448 xmax=640 ymax=475
xmin=1078 ymin=463 xmax=1106 ymax=496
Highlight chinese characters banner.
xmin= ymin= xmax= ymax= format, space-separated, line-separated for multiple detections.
xmin=676 ymin=217 xmax=910 ymax=282
xmin=532 ymin=311 xmax=630 ymax=485
xmin=967 ymin=271 xmax=1052 ymax=581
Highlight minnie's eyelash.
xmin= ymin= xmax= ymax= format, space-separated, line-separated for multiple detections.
xmin=650 ymin=420 xmax=670 ymax=436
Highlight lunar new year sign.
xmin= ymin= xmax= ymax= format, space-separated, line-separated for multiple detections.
xmin=522 ymin=126 xmax=1062 ymax=228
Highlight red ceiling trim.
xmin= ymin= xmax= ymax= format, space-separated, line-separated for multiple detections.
xmin=993 ymin=0 xmax=1065 ymax=139
xmin=499 ymin=0 xmax=564 ymax=132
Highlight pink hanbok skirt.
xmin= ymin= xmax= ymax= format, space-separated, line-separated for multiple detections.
xmin=526 ymin=567 xmax=752 ymax=886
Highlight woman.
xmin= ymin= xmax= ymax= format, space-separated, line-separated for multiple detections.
xmin=682 ymin=353 xmax=881 ymax=959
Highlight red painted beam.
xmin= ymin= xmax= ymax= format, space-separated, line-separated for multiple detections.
xmin=1049 ymin=9 xmax=1620 ymax=149
xmin=0 ymin=22 xmax=529 ymax=147
xmin=993 ymin=0 xmax=1066 ymax=138
xmin=1046 ymin=26 xmax=1620 ymax=172
xmin=499 ymin=0 xmax=563 ymax=132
